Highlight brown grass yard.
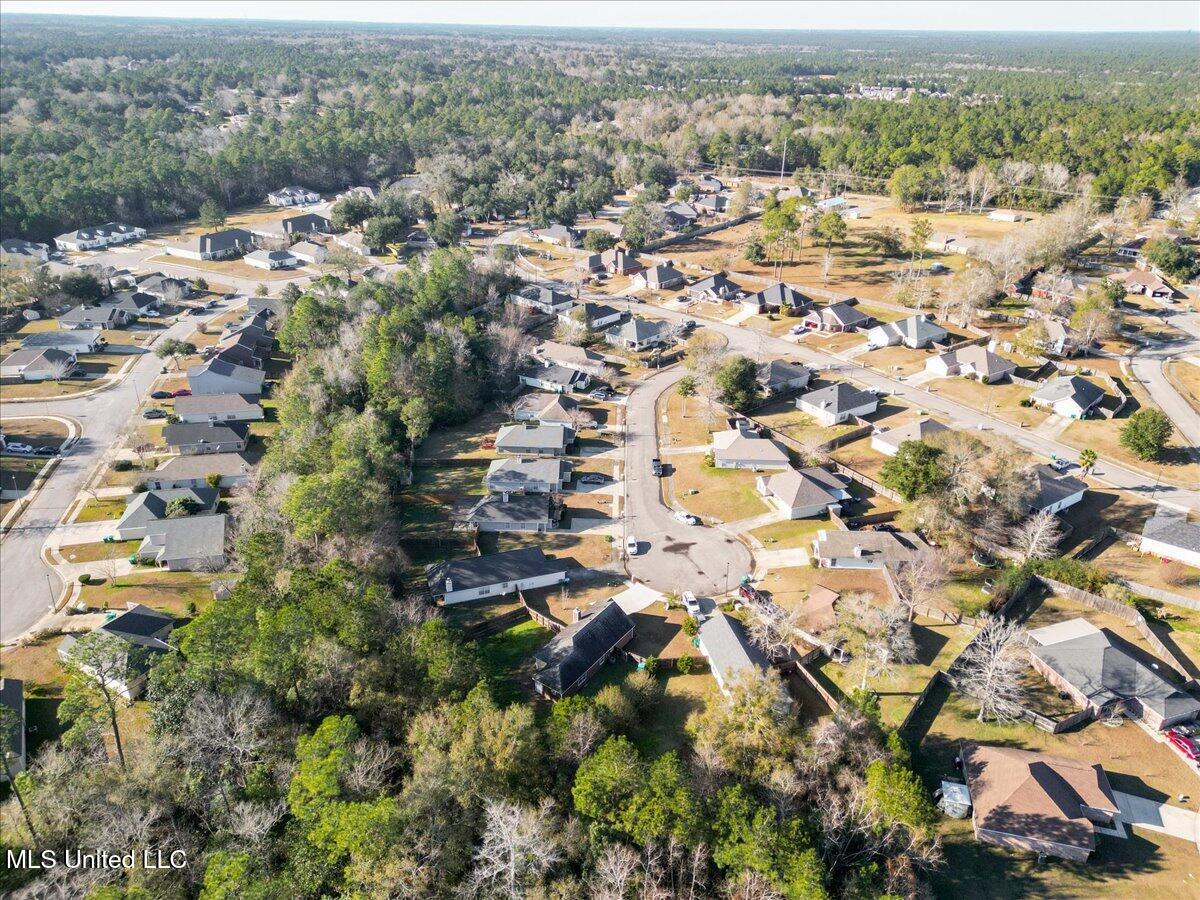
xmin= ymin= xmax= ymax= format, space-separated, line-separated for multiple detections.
xmin=59 ymin=540 xmax=139 ymax=564
xmin=564 ymin=490 xmax=614 ymax=518
xmin=802 ymin=329 xmax=868 ymax=355
xmin=829 ymin=436 xmax=892 ymax=481
xmin=759 ymin=565 xmax=888 ymax=615
xmin=74 ymin=497 xmax=126 ymax=522
xmin=926 ymin=376 xmax=1048 ymax=429
xmin=1055 ymin=487 xmax=1160 ymax=553
xmin=416 ymin=407 xmax=508 ymax=460
xmin=480 ymin=532 xmax=616 ymax=571
xmin=145 ymin=253 xmax=297 ymax=281
xmin=861 ymin=344 xmax=939 ymax=377
xmin=660 ymin=389 xmax=722 ymax=447
xmin=671 ymin=456 xmax=769 ymax=522
xmin=626 ymin=605 xmax=705 ymax=663
xmin=0 ymin=417 xmax=70 ymax=448
xmin=0 ymin=376 xmax=110 ymax=400
xmin=1165 ymin=359 xmax=1200 ymax=416
xmin=1093 ymin=539 xmax=1200 ymax=602
xmin=742 ymin=314 xmax=801 ymax=337
xmin=751 ymin=516 xmax=828 ymax=551
xmin=1061 ymin=416 xmax=1199 ymax=488
xmin=753 ymin=394 xmax=859 ymax=449
xmin=80 ymin=571 xmax=213 ymax=619
xmin=520 ymin=577 xmax=627 ymax=625
xmin=1 ymin=454 xmax=48 ymax=493
xmin=1 ymin=635 xmax=67 ymax=694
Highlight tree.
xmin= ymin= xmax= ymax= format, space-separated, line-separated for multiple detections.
xmin=891 ymin=551 xmax=950 ymax=622
xmin=198 ymin=199 xmax=227 ymax=229
xmin=620 ymin=200 xmax=668 ymax=248
xmin=164 ymin=495 xmax=201 ymax=518
xmin=676 ymin=376 xmax=697 ymax=417
xmin=400 ymin=396 xmax=434 ymax=447
xmin=322 ymin=246 xmax=367 ymax=282
xmin=880 ymin=440 xmax=945 ymax=501
xmin=888 ymin=164 xmax=934 ymax=210
xmin=955 ymin=617 xmax=1028 ymax=722
xmin=907 ymin=218 xmax=933 ymax=261
xmin=59 ymin=270 xmax=104 ymax=301
xmin=862 ymin=226 xmax=903 ymax=256
xmin=155 ymin=338 xmax=196 ymax=371
xmin=465 ymin=799 xmax=564 ymax=899
xmin=0 ymin=704 xmax=38 ymax=840
xmin=192 ymin=276 xmax=209 ymax=292
xmin=430 ymin=210 xmax=464 ymax=247
xmin=1143 ymin=236 xmax=1198 ymax=283
xmin=1010 ymin=509 xmax=1063 ymax=563
xmin=1119 ymin=408 xmax=1174 ymax=461
xmin=728 ymin=180 xmax=753 ymax=217
xmin=743 ymin=230 xmax=767 ymax=263
xmin=1079 ymin=448 xmax=1097 ymax=473
xmin=583 ymin=229 xmax=618 ymax=253
xmin=573 ymin=735 xmax=644 ymax=832
xmin=714 ymin=355 xmax=760 ymax=411
xmin=814 ymin=211 xmax=846 ymax=252
xmin=60 ymin=631 xmax=141 ymax=767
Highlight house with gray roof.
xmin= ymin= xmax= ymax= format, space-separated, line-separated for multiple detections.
xmin=604 ymin=317 xmax=673 ymax=352
xmin=1 ymin=347 xmax=77 ymax=382
xmin=267 ymin=185 xmax=320 ymax=206
xmin=812 ymin=529 xmax=930 ymax=569
xmin=1 ymin=238 xmax=49 ymax=262
xmin=163 ymin=422 xmax=249 ymax=456
xmin=560 ymin=302 xmax=623 ymax=330
xmin=174 ymin=393 xmax=264 ymax=424
xmin=54 ymin=222 xmax=145 ymax=252
xmin=800 ymin=300 xmax=872 ymax=333
xmin=865 ymin=314 xmax=949 ymax=349
xmin=187 ymin=358 xmax=265 ymax=397
xmin=1030 ymin=375 xmax=1106 ymax=419
xmin=113 ymin=487 xmax=219 ymax=540
xmin=59 ymin=304 xmax=132 ymax=330
xmin=632 ymin=262 xmax=685 ymax=291
xmin=744 ymin=283 xmax=814 ymax=314
xmin=687 ymin=273 xmax=743 ymax=301
xmin=20 ymin=330 xmax=104 ymax=354
xmin=281 ymin=212 xmax=331 ymax=235
xmin=427 ymin=547 xmax=569 ymax=605
xmin=661 ymin=202 xmax=699 ymax=231
xmin=925 ymin=343 xmax=1016 ymax=383
xmin=100 ymin=291 xmax=159 ymax=317
xmin=485 ymin=457 xmax=571 ymax=494
xmin=512 ymin=393 xmax=584 ymax=426
xmin=464 ymin=493 xmax=559 ymax=533
xmin=495 ymin=423 xmax=574 ymax=456
xmin=533 ymin=223 xmax=583 ymax=248
xmin=164 ymin=228 xmax=254 ymax=261
xmin=871 ymin=418 xmax=950 ymax=457
xmin=534 ymin=340 xmax=607 ymax=375
xmin=757 ymin=359 xmax=812 ymax=396
xmin=693 ymin=193 xmax=730 ymax=216
xmin=331 ymin=230 xmax=376 ymax=256
xmin=796 ymin=382 xmax=879 ymax=426
xmin=1028 ymin=464 xmax=1088 ymax=515
xmin=245 ymin=249 xmax=297 ymax=270
xmin=711 ymin=425 xmax=790 ymax=470
xmin=698 ymin=612 xmax=772 ymax=697
xmin=1140 ymin=512 xmax=1200 ymax=569
xmin=697 ymin=175 xmax=724 ymax=193
xmin=1028 ymin=618 xmax=1200 ymax=730
xmin=57 ymin=603 xmax=174 ymax=699
xmin=757 ymin=466 xmax=851 ymax=519
xmin=289 ymin=240 xmax=327 ymax=264
xmin=512 ymin=284 xmax=575 ymax=314
xmin=135 ymin=274 xmax=191 ymax=301
xmin=533 ymin=601 xmax=636 ymax=699
xmin=140 ymin=452 xmax=253 ymax=491
xmin=518 ymin=362 xmax=591 ymax=394
xmin=138 ymin=513 xmax=228 ymax=572
xmin=0 ymin=678 xmax=25 ymax=779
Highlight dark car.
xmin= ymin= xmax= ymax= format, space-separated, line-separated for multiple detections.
xmin=34 ymin=446 xmax=59 ymax=456
xmin=172 ymin=389 xmax=192 ymax=397
xmin=141 ymin=408 xmax=167 ymax=420
xmin=738 ymin=583 xmax=764 ymax=604
xmin=150 ymin=390 xmax=173 ymax=400
xmin=579 ymin=473 xmax=606 ymax=485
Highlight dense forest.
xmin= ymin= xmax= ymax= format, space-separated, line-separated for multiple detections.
xmin=1 ymin=16 xmax=1197 ymax=239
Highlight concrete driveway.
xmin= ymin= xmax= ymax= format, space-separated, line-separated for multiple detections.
xmin=1113 ymin=790 xmax=1200 ymax=845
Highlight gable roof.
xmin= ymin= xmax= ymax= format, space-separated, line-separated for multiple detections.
xmin=761 ymin=466 xmax=850 ymax=510
xmin=163 ymin=422 xmax=248 ymax=448
xmin=688 ymin=273 xmax=742 ymax=297
xmin=465 ymin=493 xmax=555 ymax=526
xmin=60 ymin=305 xmax=126 ymax=328
xmin=813 ymin=529 xmax=929 ymax=563
xmin=872 ymin=418 xmax=949 ymax=451
xmin=870 ymin=314 xmax=948 ymax=345
xmin=141 ymin=514 xmax=228 ymax=564
xmin=21 ymin=331 xmax=101 ymax=350
xmin=519 ymin=363 xmax=587 ymax=389
xmin=937 ymin=344 xmax=1015 ymax=378
xmin=1141 ymin=513 xmax=1200 ymax=555
xmin=512 ymin=392 xmax=580 ymax=423
xmin=118 ymin=487 xmax=219 ymax=530
xmin=573 ymin=302 xmax=621 ymax=323
xmin=1 ymin=347 xmax=76 ymax=373
xmin=607 ymin=317 xmax=672 ymax=344
xmin=535 ymin=340 xmax=605 ymax=370
xmin=486 ymin=457 xmax=571 ymax=487
xmin=101 ymin=603 xmax=175 ymax=649
xmin=495 ymin=423 xmax=573 ymax=452
xmin=639 ymin=262 xmax=683 ymax=287
xmin=533 ymin=601 xmax=636 ymax=695
xmin=1031 ymin=375 xmax=1105 ymax=412
xmin=173 ymin=393 xmax=263 ymax=417
xmin=188 ymin=357 xmax=266 ymax=389
xmin=811 ymin=301 xmax=870 ymax=328
xmin=1028 ymin=464 xmax=1088 ymax=512
xmin=757 ymin=358 xmax=811 ymax=390
xmin=752 ymin=283 xmax=814 ymax=309
xmin=141 ymin=452 xmax=253 ymax=483
xmin=427 ymin=547 xmax=567 ymax=595
xmin=515 ymin=284 xmax=573 ymax=308
xmin=711 ymin=428 xmax=790 ymax=465
xmin=798 ymin=382 xmax=877 ymax=415
xmin=699 ymin=612 xmax=770 ymax=682
xmin=245 ymin=249 xmax=295 ymax=264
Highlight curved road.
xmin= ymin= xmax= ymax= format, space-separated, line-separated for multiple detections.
xmin=1128 ymin=309 xmax=1200 ymax=452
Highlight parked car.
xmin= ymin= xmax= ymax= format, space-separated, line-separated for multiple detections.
xmin=790 ymin=324 xmax=806 ymax=335
xmin=34 ymin=446 xmax=59 ymax=456
xmin=141 ymin=409 xmax=167 ymax=420
xmin=929 ymin=262 xmax=949 ymax=274
xmin=150 ymin=390 xmax=173 ymax=399
xmin=651 ymin=457 xmax=664 ymax=477
xmin=626 ymin=535 xmax=639 ymax=556
xmin=481 ymin=438 xmax=495 ymax=450
xmin=673 ymin=510 xmax=700 ymax=526
xmin=171 ymin=389 xmax=192 ymax=397
xmin=682 ymin=591 xmax=701 ymax=617
xmin=4 ymin=443 xmax=33 ymax=454
xmin=143 ymin=310 xmax=161 ymax=318
xmin=589 ymin=389 xmax=612 ymax=401
xmin=1166 ymin=729 xmax=1200 ymax=761
xmin=189 ymin=307 xmax=206 ymax=315
xmin=738 ymin=583 xmax=764 ymax=604
xmin=579 ymin=473 xmax=606 ymax=485
xmin=1048 ymin=457 xmax=1071 ymax=472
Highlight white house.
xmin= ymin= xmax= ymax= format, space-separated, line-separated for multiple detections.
xmin=288 ymin=240 xmax=327 ymax=264
xmin=559 ymin=302 xmax=624 ymax=330
xmin=1140 ymin=514 xmax=1200 ymax=570
xmin=164 ymin=228 xmax=254 ymax=261
xmin=698 ymin=613 xmax=770 ymax=698
xmin=427 ymin=547 xmax=569 ymax=605
xmin=138 ymin=514 xmax=228 ymax=571
xmin=756 ymin=466 xmax=851 ymax=519
xmin=711 ymin=426 xmax=790 ymax=470
xmin=604 ymin=317 xmax=673 ymax=351
xmin=796 ymin=383 xmax=878 ymax=426
xmin=244 ymin=249 xmax=297 ymax=270
xmin=988 ymin=209 xmax=1028 ymax=222
xmin=865 ymin=314 xmax=948 ymax=350
xmin=267 ymin=186 xmax=320 ymax=206
xmin=811 ymin=529 xmax=929 ymax=569
xmin=513 ymin=285 xmax=575 ymax=314
xmin=870 ymin=419 xmax=949 ymax=456
xmin=0 ymin=347 xmax=77 ymax=382
xmin=1028 ymin=465 xmax=1088 ymax=515
xmin=54 ymin=222 xmax=145 ymax=252
xmin=925 ymin=343 xmax=1016 ymax=383
xmin=1030 ymin=376 xmax=1105 ymax=419
xmin=187 ymin=358 xmax=265 ymax=397
xmin=631 ymin=263 xmax=685 ymax=291
xmin=56 ymin=604 xmax=173 ymax=699
xmin=816 ymin=196 xmax=847 ymax=212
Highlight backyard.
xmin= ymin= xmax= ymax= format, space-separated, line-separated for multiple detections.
xmin=581 ymin=660 xmax=714 ymax=756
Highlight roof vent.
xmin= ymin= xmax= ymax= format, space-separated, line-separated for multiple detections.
xmin=444 ymin=577 xmax=454 ymax=593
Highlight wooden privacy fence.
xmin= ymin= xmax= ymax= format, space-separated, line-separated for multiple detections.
xmin=640 ymin=211 xmax=761 ymax=254
xmin=827 ymin=460 xmax=905 ymax=504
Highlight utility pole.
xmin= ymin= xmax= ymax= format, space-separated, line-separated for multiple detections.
xmin=778 ymin=133 xmax=789 ymax=186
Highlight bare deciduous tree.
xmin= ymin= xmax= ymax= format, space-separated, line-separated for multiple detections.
xmin=955 ymin=616 xmax=1028 ymax=722
xmin=1009 ymin=509 xmax=1063 ymax=563
xmin=465 ymin=798 xmax=563 ymax=899
xmin=589 ymin=843 xmax=641 ymax=900
xmin=891 ymin=551 xmax=950 ymax=622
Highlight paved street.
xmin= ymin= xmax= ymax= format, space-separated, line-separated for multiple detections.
xmin=1128 ymin=309 xmax=1200 ymax=451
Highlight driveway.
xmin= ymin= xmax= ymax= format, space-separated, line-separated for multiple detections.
xmin=623 ymin=366 xmax=753 ymax=598
xmin=1113 ymin=790 xmax=1200 ymax=845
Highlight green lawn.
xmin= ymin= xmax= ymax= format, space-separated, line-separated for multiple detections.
xmin=79 ymin=571 xmax=213 ymax=619
xmin=672 ymin=457 xmax=769 ymax=522
xmin=581 ymin=660 xmax=714 ymax=756
xmin=477 ymin=619 xmax=553 ymax=705
xmin=750 ymin=516 xmax=826 ymax=550
xmin=59 ymin=540 xmax=139 ymax=563
xmin=411 ymin=464 xmax=490 ymax=496
xmin=75 ymin=498 xmax=126 ymax=522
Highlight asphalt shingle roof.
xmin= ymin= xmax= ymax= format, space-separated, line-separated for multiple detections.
xmin=533 ymin=601 xmax=635 ymax=695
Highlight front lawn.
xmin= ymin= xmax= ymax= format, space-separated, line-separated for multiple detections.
xmin=75 ymin=498 xmax=126 ymax=522
xmin=927 ymin=377 xmax=1048 ymax=429
xmin=79 ymin=571 xmax=214 ymax=618
xmin=0 ymin=418 xmax=70 ymax=448
xmin=59 ymin=540 xmax=139 ymax=563
xmin=751 ymin=516 xmax=827 ymax=550
xmin=659 ymin=389 xmax=721 ymax=448
xmin=1061 ymin=416 xmax=1200 ymax=489
xmin=671 ymin=456 xmax=769 ymax=522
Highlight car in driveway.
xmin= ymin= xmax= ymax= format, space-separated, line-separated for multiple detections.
xmin=1048 ymin=457 xmax=1072 ymax=472
xmin=626 ymin=535 xmax=639 ymax=556
xmin=1166 ymin=729 xmax=1200 ymax=761
xmin=141 ymin=408 xmax=167 ymax=420
xmin=738 ymin=583 xmax=765 ymax=604
xmin=172 ymin=389 xmax=192 ymax=397
xmin=4 ymin=443 xmax=34 ymax=454
xmin=673 ymin=510 xmax=700 ymax=526
xmin=579 ymin=472 xmax=606 ymax=485
xmin=589 ymin=389 xmax=612 ymax=401
xmin=682 ymin=591 xmax=701 ymax=617
xmin=150 ymin=390 xmax=173 ymax=400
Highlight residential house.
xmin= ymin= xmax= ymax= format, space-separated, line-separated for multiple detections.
xmin=0 ymin=347 xmax=77 ymax=382
xmin=800 ymin=301 xmax=871 ymax=333
xmin=518 ymin=362 xmax=591 ymax=394
xmin=533 ymin=223 xmax=582 ymax=248
xmin=1030 ymin=375 xmax=1105 ymax=419
xmin=426 ymin=547 xmax=569 ymax=605
xmin=336 ymin=185 xmax=376 ymax=202
xmin=960 ymin=743 xmax=1118 ymax=863
xmin=605 ymin=317 xmax=673 ymax=351
xmin=187 ymin=358 xmax=266 ymax=396
xmin=925 ymin=344 xmax=1016 ymax=383
xmin=20 ymin=330 xmax=104 ymax=354
xmin=816 ymin=196 xmax=847 ymax=212
xmin=744 ymin=283 xmax=813 ymax=314
xmin=57 ymin=603 xmax=174 ymax=699
xmin=693 ymin=193 xmax=729 ymax=217
xmin=864 ymin=314 xmax=948 ymax=349
xmin=532 ymin=601 xmax=636 ymax=699
xmin=0 ymin=238 xmax=49 ymax=262
xmin=59 ymin=305 xmax=132 ymax=330
xmin=1117 ymin=268 xmax=1175 ymax=301
xmin=135 ymin=274 xmax=192 ymax=302
xmin=247 ymin=297 xmax=283 ymax=318
xmin=1140 ymin=513 xmax=1200 ymax=569
xmin=796 ymin=382 xmax=879 ymax=426
xmin=280 ymin=212 xmax=331 ymax=235
xmin=54 ymin=223 xmax=145 ymax=252
xmin=164 ymin=228 xmax=254 ymax=261
xmin=697 ymin=175 xmax=724 ymax=193
xmin=698 ymin=613 xmax=771 ymax=698
xmin=494 ymin=423 xmax=574 ymax=456
xmin=924 ymin=232 xmax=961 ymax=254
xmin=405 ymin=228 xmax=436 ymax=249
xmin=601 ymin=248 xmax=643 ymax=275
xmin=577 ymin=253 xmax=604 ymax=274
xmin=560 ymin=302 xmax=624 ymax=330
xmin=289 ymin=241 xmax=327 ymax=265
xmin=244 ymin=249 xmax=297 ymax=270
xmin=113 ymin=487 xmax=219 ymax=541
xmin=511 ymin=393 xmax=583 ymax=426
xmin=512 ymin=284 xmax=575 ymax=315
xmin=464 ymin=493 xmax=559 ymax=533
xmin=138 ymin=513 xmax=228 ymax=572
xmin=1117 ymin=236 xmax=1148 ymax=259
xmin=1040 ymin=319 xmax=1076 ymax=357
xmin=534 ymin=341 xmax=607 ymax=376
xmin=173 ymin=393 xmax=264 ymax=424
xmin=661 ymin=202 xmax=700 ymax=231
xmin=330 ymin=230 xmax=375 ymax=256
xmin=686 ymin=273 xmax=743 ymax=302
xmin=1028 ymin=618 xmax=1200 ymax=730
xmin=988 ymin=209 xmax=1029 ymax=222
xmin=101 ymin=291 xmax=159 ymax=318
xmin=870 ymin=418 xmax=949 ymax=457
xmin=1028 ymin=464 xmax=1088 ymax=515
xmin=756 ymin=359 xmax=812 ymax=396
xmin=0 ymin=679 xmax=25 ymax=779
xmin=756 ymin=466 xmax=851 ymax=519
xmin=631 ymin=262 xmax=685 ymax=291
xmin=711 ymin=426 xmax=790 ymax=470
xmin=139 ymin=452 xmax=252 ymax=491
xmin=211 ymin=332 xmax=269 ymax=369
xmin=485 ymin=457 xmax=572 ymax=494
xmin=267 ymin=186 xmax=320 ymax=206
xmin=163 ymin=422 xmax=250 ymax=456
xmin=812 ymin=529 xmax=930 ymax=569
xmin=1030 ymin=272 xmax=1087 ymax=304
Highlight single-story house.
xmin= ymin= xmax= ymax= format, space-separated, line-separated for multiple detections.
xmin=20 ymin=331 xmax=104 ymax=354
xmin=577 ymin=253 xmax=605 ymax=274
xmin=870 ymin=418 xmax=950 ymax=456
xmin=661 ymin=202 xmax=699 ymax=230
xmin=512 ymin=392 xmax=583 ymax=426
xmin=57 ymin=603 xmax=173 ymax=699
xmin=796 ymin=382 xmax=879 ymax=426
xmin=427 ymin=547 xmax=569 ymax=605
xmin=533 ymin=223 xmax=582 ymax=248
xmin=54 ymin=222 xmax=145 ymax=252
xmin=247 ymin=297 xmax=283 ymax=318
xmin=711 ymin=426 xmax=791 ymax=470
xmin=163 ymin=422 xmax=250 ymax=456
xmin=1117 ymin=268 xmax=1175 ymax=300
xmin=816 ymin=196 xmax=846 ymax=212
xmin=139 ymin=452 xmax=252 ymax=491
xmin=1030 ymin=272 xmax=1087 ymax=304
xmin=698 ymin=612 xmax=771 ymax=697
xmin=925 ymin=232 xmax=963 ymax=254
xmin=135 ymin=274 xmax=192 ymax=302
xmin=113 ymin=487 xmax=219 ymax=541
xmin=988 ymin=209 xmax=1029 ymax=222
xmin=330 ymin=230 xmax=375 ymax=256
xmin=518 ymin=362 xmax=591 ymax=394
xmin=209 ymin=339 xmax=265 ymax=371
xmin=173 ymin=393 xmax=264 ymax=424
xmin=961 ymin=742 xmax=1118 ymax=863
xmin=925 ymin=344 xmax=1016 ymax=383
xmin=686 ymin=273 xmax=743 ymax=302
xmin=288 ymin=241 xmax=327 ymax=265
xmin=756 ymin=466 xmax=851 ymax=519
xmin=865 ymin=314 xmax=948 ymax=349
xmin=533 ymin=601 xmax=636 ymax=699
xmin=494 ymin=423 xmax=574 ymax=456
xmin=59 ymin=305 xmax=132 ymax=330
xmin=800 ymin=301 xmax=871 ymax=333
xmin=605 ymin=317 xmax=673 ymax=351
xmin=1028 ymin=618 xmax=1200 ymax=730
xmin=280 ymin=212 xmax=331 ymax=235
xmin=631 ymin=262 xmax=685 ymax=292
xmin=485 ymin=457 xmax=572 ymax=494
xmin=693 ymin=193 xmax=729 ymax=216
xmin=336 ymin=185 xmax=376 ymax=202
xmin=187 ymin=358 xmax=265 ymax=397
xmin=1 ymin=238 xmax=49 ymax=262
xmin=757 ymin=359 xmax=812 ymax=396
xmin=601 ymin=248 xmax=643 ymax=275
xmin=464 ymin=493 xmax=559 ymax=533
xmin=267 ymin=185 xmax=320 ymax=206
xmin=513 ymin=284 xmax=575 ymax=314
xmin=101 ymin=291 xmax=159 ymax=317
xmin=138 ymin=513 xmax=228 ymax=572
xmin=745 ymin=283 xmax=813 ymax=314
xmin=0 ymin=347 xmax=77 ymax=382
xmin=244 ymin=249 xmax=297 ymax=270
xmin=164 ymin=228 xmax=254 ymax=261
xmin=697 ymin=175 xmax=724 ymax=193
xmin=560 ymin=302 xmax=624 ymax=330
xmin=0 ymin=678 xmax=25 ymax=779
xmin=1028 ymin=464 xmax=1088 ymax=515
xmin=1140 ymin=513 xmax=1200 ymax=569
xmin=1030 ymin=375 xmax=1105 ymax=419
xmin=405 ymin=228 xmax=436 ymax=249
xmin=534 ymin=340 xmax=607 ymax=376
xmin=812 ymin=529 xmax=930 ymax=569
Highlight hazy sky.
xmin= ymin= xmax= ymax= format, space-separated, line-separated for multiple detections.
xmin=3 ymin=0 xmax=1198 ymax=32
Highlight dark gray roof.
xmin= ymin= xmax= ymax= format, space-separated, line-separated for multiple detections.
xmin=757 ymin=358 xmax=811 ymax=389
xmin=60 ymin=305 xmax=125 ymax=327
xmin=1142 ymin=514 xmax=1200 ymax=554
xmin=810 ymin=301 xmax=870 ymax=327
xmin=486 ymin=457 xmax=571 ymax=487
xmin=495 ymin=423 xmax=573 ymax=452
xmin=533 ymin=601 xmax=635 ymax=695
xmin=517 ymin=284 xmax=573 ymax=308
xmin=174 ymin=393 xmax=262 ymax=417
xmin=136 ymin=274 xmax=191 ymax=297
xmin=688 ymin=273 xmax=741 ymax=296
xmin=188 ymin=357 xmax=266 ymax=387
xmin=1 ymin=347 xmax=76 ymax=372
xmin=163 ymin=422 xmax=249 ymax=447
xmin=282 ymin=213 xmax=331 ymax=233
xmin=121 ymin=487 xmax=219 ymax=528
xmin=1029 ymin=465 xmax=1087 ymax=512
xmin=426 ymin=547 xmax=567 ymax=594
xmin=143 ymin=514 xmax=227 ymax=563
xmin=142 ymin=452 xmax=252 ymax=483
xmin=607 ymin=317 xmax=672 ymax=343
xmin=799 ymin=382 xmax=877 ymax=414
xmin=535 ymin=223 xmax=581 ymax=243
xmin=465 ymin=494 xmax=555 ymax=526
xmin=519 ymin=363 xmax=587 ymax=388
xmin=21 ymin=331 xmax=101 ymax=349
xmin=199 ymin=229 xmax=253 ymax=254
xmin=575 ymin=302 xmax=621 ymax=323
xmin=101 ymin=291 xmax=157 ymax=314
xmin=1032 ymin=375 xmax=1105 ymax=411
xmin=101 ymin=603 xmax=174 ymax=649
xmin=753 ymin=283 xmax=814 ymax=308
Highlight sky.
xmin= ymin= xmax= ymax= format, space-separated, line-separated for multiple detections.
xmin=2 ymin=0 xmax=1198 ymax=32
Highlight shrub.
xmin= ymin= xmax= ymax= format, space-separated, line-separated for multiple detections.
xmin=113 ymin=460 xmax=133 ymax=472
xmin=675 ymin=655 xmax=696 ymax=674
xmin=78 ymin=574 xmax=91 ymax=585
xmin=642 ymin=655 xmax=659 ymax=676
xmin=1162 ymin=560 xmax=1190 ymax=587
xmin=130 ymin=483 xmax=148 ymax=493
xmin=1018 ymin=398 xmax=1033 ymax=407
xmin=186 ymin=601 xmax=198 ymax=616
xmin=681 ymin=615 xmax=699 ymax=637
